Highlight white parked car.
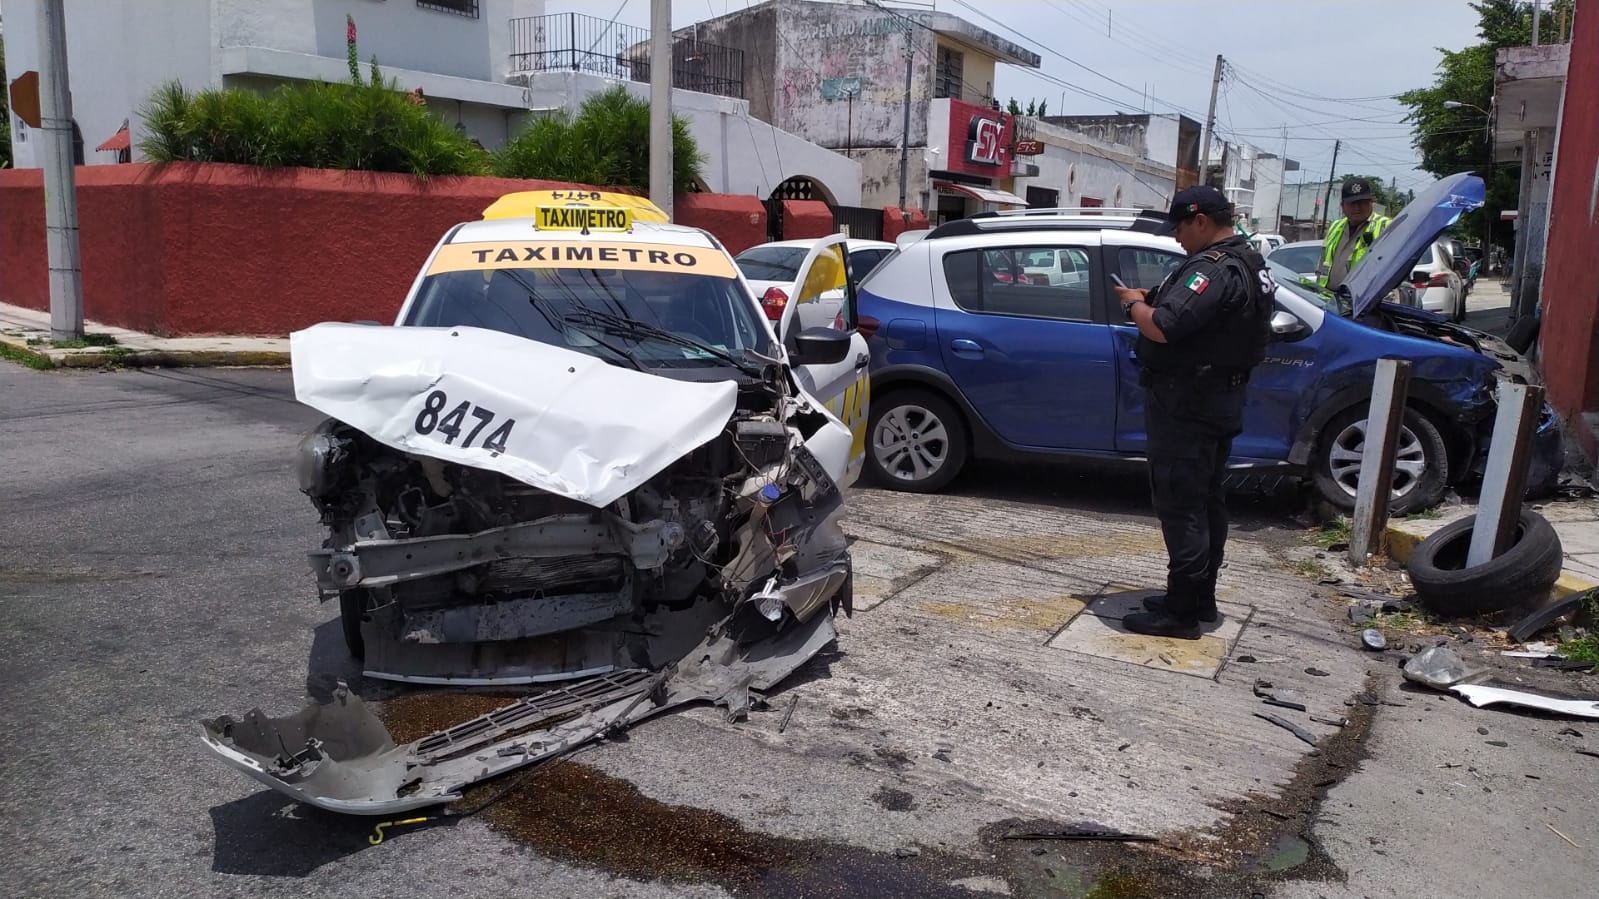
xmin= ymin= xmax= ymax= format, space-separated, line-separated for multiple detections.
xmin=735 ymin=237 xmax=896 ymax=329
xmin=1249 ymin=232 xmax=1286 ymax=254
xmin=1267 ymin=240 xmax=1323 ymax=283
xmin=1406 ymin=239 xmax=1467 ymax=321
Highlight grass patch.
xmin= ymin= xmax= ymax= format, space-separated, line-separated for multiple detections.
xmin=1290 ymin=558 xmax=1333 ymax=580
xmin=1313 ymin=516 xmax=1351 ymax=549
xmin=0 ymin=343 xmax=53 ymax=370
xmin=49 ymin=332 xmax=119 ymax=348
xmin=1558 ymin=588 xmax=1599 ymax=665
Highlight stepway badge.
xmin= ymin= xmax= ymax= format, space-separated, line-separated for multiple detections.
xmin=1184 ymin=272 xmax=1211 ymax=294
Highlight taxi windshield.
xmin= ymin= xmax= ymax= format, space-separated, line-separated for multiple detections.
xmin=405 ymin=263 xmax=773 ymax=371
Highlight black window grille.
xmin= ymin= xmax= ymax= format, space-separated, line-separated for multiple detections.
xmin=418 ymin=0 xmax=478 ymax=18
xmin=935 ymin=45 xmax=963 ymax=100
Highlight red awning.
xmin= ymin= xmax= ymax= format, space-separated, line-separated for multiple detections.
xmin=932 ymin=180 xmax=1027 ymax=207
xmin=96 ymin=125 xmax=130 ymax=152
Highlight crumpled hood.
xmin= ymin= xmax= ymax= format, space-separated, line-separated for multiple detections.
xmin=1346 ymin=172 xmax=1485 ymax=318
xmin=290 ymin=323 xmax=738 ymax=508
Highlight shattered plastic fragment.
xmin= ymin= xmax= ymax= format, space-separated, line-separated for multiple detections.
xmin=1402 ymin=646 xmax=1474 ymax=691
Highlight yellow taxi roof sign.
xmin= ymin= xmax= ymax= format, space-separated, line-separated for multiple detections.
xmin=481 ymin=190 xmax=670 ymax=223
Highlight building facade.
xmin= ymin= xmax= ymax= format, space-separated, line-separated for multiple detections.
xmin=671 ymin=0 xmax=1042 ymax=214
xmin=1009 ymin=115 xmax=1182 ymax=212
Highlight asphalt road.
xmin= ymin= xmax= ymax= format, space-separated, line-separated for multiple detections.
xmin=4 ymin=364 xmax=1592 ymax=899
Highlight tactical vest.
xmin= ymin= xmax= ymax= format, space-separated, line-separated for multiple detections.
xmin=1140 ymin=239 xmax=1275 ymax=377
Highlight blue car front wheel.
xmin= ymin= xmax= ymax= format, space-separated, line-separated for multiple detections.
xmin=866 ymin=389 xmax=969 ymax=493
xmin=1312 ymin=406 xmax=1450 ymax=515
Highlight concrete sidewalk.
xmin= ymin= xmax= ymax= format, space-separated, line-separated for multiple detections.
xmin=1385 ymin=496 xmax=1599 ymax=596
xmin=0 ymin=302 xmax=288 ymax=368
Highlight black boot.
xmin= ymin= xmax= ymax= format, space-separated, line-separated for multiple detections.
xmin=1122 ymin=611 xmax=1202 ymax=640
xmin=1142 ymin=593 xmax=1220 ymax=623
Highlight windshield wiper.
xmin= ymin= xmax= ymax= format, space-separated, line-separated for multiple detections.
xmin=564 ymin=308 xmax=762 ymax=376
xmin=498 ymin=271 xmax=644 ymax=370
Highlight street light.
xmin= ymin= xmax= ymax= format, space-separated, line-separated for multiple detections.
xmin=1443 ymin=99 xmax=1496 ymax=263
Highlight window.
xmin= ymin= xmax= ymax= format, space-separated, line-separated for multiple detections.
xmin=935 ymin=45 xmax=964 ymax=100
xmin=733 ymin=246 xmax=807 ymax=281
xmin=417 ymin=0 xmax=478 ymax=17
xmin=942 ymin=246 xmax=1095 ymax=322
xmin=1114 ymin=247 xmax=1183 ymax=292
xmin=846 ymin=249 xmax=890 ymax=284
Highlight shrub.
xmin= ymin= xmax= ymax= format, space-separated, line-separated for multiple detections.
xmin=135 ymin=76 xmax=489 ymax=177
xmin=493 ymin=84 xmax=704 ymax=192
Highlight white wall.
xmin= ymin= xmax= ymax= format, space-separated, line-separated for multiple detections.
xmin=1143 ymin=114 xmax=1181 ymax=169
xmin=522 ymin=71 xmax=861 ymax=205
xmin=308 ymin=0 xmax=497 ymax=82
xmin=4 ymin=0 xmax=216 ymax=168
xmin=1011 ymin=119 xmax=1174 ymax=210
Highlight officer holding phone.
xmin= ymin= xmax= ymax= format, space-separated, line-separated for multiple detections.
xmin=1112 ymin=186 xmax=1276 ymax=639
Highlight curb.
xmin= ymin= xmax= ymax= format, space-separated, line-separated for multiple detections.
xmin=0 ymin=335 xmax=289 ymax=369
xmin=1384 ymin=517 xmax=1599 ymax=599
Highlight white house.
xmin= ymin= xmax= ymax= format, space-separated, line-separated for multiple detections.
xmin=2 ymin=0 xmax=544 ymax=166
xmin=2 ymin=0 xmax=860 ymax=204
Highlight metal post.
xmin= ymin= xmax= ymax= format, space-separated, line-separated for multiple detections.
xmin=1320 ymin=139 xmax=1340 ymax=235
xmin=38 ymin=0 xmax=85 ymax=342
xmin=1348 ymin=359 xmax=1412 ymax=566
xmin=897 ymin=31 xmax=914 ymax=219
xmin=1199 ymin=54 xmax=1222 ymax=185
xmin=1512 ymin=131 xmax=1535 ymax=317
xmin=648 ymin=0 xmax=673 ymax=219
xmin=1467 ymin=383 xmax=1544 ymax=566
xmin=1532 ymin=0 xmax=1541 ymax=46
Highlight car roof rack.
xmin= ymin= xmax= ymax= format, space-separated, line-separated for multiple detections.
xmin=925 ymin=208 xmax=1172 ymax=240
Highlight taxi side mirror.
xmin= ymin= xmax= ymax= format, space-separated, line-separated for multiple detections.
xmin=791 ymin=327 xmax=852 ymax=366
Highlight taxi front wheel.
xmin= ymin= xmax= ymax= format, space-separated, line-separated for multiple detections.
xmin=865 ymin=389 xmax=968 ymax=492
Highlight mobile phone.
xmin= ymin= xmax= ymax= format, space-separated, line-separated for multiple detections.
xmin=1110 ymin=273 xmax=1128 ymax=288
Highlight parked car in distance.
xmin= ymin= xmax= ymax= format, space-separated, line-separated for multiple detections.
xmin=735 ymin=238 xmax=896 ymax=328
xmin=854 ymin=173 xmax=1562 ymax=514
xmin=1249 ymin=232 xmax=1286 ymax=255
xmin=1408 ymin=239 xmax=1467 ymax=321
xmin=1268 ymin=239 xmax=1322 ymax=283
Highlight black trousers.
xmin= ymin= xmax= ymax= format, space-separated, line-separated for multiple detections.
xmin=1143 ymin=379 xmax=1247 ymax=619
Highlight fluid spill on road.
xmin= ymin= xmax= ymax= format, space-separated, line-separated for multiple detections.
xmin=377 ymin=692 xmax=998 ymax=898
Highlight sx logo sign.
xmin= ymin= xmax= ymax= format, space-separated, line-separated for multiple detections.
xmin=966 ymin=116 xmax=1005 ymax=165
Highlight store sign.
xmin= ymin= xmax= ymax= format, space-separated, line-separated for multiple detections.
xmin=967 ymin=116 xmax=1005 ymax=164
xmin=1013 ymin=139 xmax=1044 ymax=156
xmin=943 ymin=99 xmax=1012 ymax=176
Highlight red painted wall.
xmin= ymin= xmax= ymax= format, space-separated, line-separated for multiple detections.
xmin=882 ymin=207 xmax=930 ymax=242
xmin=1539 ymin=0 xmax=1599 ymax=446
xmin=0 ymin=163 xmax=767 ymax=336
xmin=675 ymin=193 xmax=766 ymax=254
xmin=781 ymin=200 xmax=834 ymax=240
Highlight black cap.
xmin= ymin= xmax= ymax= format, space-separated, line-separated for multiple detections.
xmin=1341 ymin=179 xmax=1375 ymax=203
xmin=1155 ymin=185 xmax=1231 ymax=235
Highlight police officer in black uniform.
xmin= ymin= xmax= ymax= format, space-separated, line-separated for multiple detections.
xmin=1112 ymin=186 xmax=1276 ymax=640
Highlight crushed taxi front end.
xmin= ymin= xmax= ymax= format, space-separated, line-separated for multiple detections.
xmin=200 ymin=197 xmax=858 ymax=813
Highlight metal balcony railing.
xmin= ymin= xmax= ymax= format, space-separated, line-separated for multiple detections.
xmin=509 ymin=13 xmax=744 ymax=100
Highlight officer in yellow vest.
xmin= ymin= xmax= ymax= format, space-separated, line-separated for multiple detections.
xmin=1317 ymin=179 xmax=1391 ymax=291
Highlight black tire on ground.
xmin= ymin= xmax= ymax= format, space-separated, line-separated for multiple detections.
xmin=1505 ymin=314 xmax=1540 ymax=354
xmin=865 ymin=388 xmax=970 ymax=493
xmin=339 ymin=590 xmax=367 ymax=660
xmin=1311 ymin=406 xmax=1451 ymax=515
xmin=1407 ymin=509 xmax=1564 ymax=616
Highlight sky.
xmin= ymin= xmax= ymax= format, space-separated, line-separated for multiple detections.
xmin=544 ymin=0 xmax=1487 ymax=192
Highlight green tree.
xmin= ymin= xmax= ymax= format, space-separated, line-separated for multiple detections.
xmin=1036 ymin=99 xmax=1047 ymax=117
xmin=1006 ymin=97 xmax=1023 ymax=117
xmin=1 ymin=30 xmax=12 ymax=168
xmin=1396 ymin=0 xmax=1572 ymax=250
xmin=493 ymin=85 xmax=704 ymax=193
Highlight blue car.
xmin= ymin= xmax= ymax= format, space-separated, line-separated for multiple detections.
xmin=855 ymin=173 xmax=1563 ymax=513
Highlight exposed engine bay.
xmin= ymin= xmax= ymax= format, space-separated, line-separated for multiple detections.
xmin=199 ymin=322 xmax=858 ymax=813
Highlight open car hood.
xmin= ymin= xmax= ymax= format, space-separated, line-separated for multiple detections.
xmin=290 ymin=323 xmax=738 ymax=508
xmin=1345 ymin=172 xmax=1485 ymax=318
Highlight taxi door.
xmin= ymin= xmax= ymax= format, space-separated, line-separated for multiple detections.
xmin=777 ymin=235 xmax=870 ymax=486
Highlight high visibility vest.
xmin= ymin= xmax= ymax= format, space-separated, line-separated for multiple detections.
xmin=1318 ymin=215 xmax=1391 ymax=287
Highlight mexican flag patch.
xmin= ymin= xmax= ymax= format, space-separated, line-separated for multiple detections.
xmin=1184 ymin=272 xmax=1211 ymax=294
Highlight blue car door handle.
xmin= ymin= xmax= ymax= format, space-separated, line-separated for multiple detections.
xmin=950 ymin=338 xmax=984 ymax=357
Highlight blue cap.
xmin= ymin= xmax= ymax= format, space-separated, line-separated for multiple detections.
xmin=760 ymin=484 xmax=782 ymax=503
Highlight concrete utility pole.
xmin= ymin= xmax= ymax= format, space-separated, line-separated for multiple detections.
xmin=1531 ymin=0 xmax=1541 ymax=46
xmin=38 ymin=0 xmax=84 ymax=341
xmin=648 ymin=0 xmax=673 ymax=219
xmin=1320 ymin=139 xmax=1341 ymax=235
xmin=1199 ymin=54 xmax=1223 ymax=186
xmin=897 ymin=30 xmax=914 ymax=217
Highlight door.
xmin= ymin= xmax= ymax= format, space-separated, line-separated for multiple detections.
xmin=934 ymin=242 xmax=1116 ymax=451
xmin=1108 ymin=244 xmax=1184 ymax=453
xmin=778 ymin=235 xmax=871 ymax=484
